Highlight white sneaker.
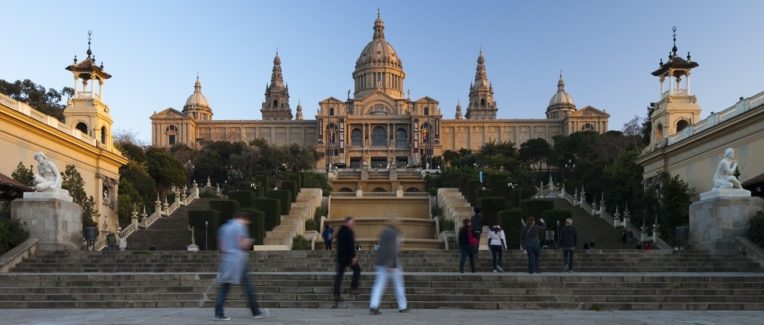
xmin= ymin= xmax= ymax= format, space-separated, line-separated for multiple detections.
xmin=497 ymin=266 xmax=504 ymax=273
xmin=213 ymin=315 xmax=231 ymax=321
xmin=493 ymin=269 xmax=498 ymax=273
xmin=252 ymin=308 xmax=269 ymax=319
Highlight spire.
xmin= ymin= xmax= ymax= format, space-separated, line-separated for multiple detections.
xmin=671 ymin=26 xmax=678 ymax=57
xmin=295 ymin=100 xmax=303 ymax=120
xmin=270 ymin=51 xmax=284 ymax=88
xmin=455 ymin=100 xmax=463 ymax=120
xmin=474 ymin=50 xmax=487 ymax=83
xmin=86 ymin=30 xmax=93 ymax=59
xmin=373 ymin=9 xmax=385 ymax=39
xmin=194 ymin=73 xmax=202 ymax=92
xmin=557 ymin=71 xmax=565 ymax=91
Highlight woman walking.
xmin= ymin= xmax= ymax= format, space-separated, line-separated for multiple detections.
xmin=520 ymin=217 xmax=546 ymax=274
xmin=488 ymin=225 xmax=507 ymax=272
xmin=458 ymin=219 xmax=477 ymax=273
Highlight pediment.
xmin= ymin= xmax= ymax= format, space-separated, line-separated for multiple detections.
xmin=151 ymin=107 xmax=188 ymax=119
xmin=571 ymin=105 xmax=609 ymax=117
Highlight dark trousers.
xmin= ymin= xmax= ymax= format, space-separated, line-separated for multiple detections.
xmin=333 ymin=261 xmax=361 ymax=296
xmin=214 ymin=269 xmax=260 ymax=317
xmin=563 ymin=247 xmax=574 ymax=270
xmin=459 ymin=245 xmax=475 ymax=273
xmin=525 ymin=242 xmax=541 ymax=274
xmin=325 ymin=239 xmax=333 ymax=250
xmin=473 ymin=231 xmax=482 ymax=256
xmin=490 ymin=245 xmax=503 ymax=270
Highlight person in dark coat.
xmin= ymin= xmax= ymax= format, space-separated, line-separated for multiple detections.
xmin=520 ymin=216 xmax=546 ymax=274
xmin=322 ymin=224 xmax=335 ymax=250
xmin=458 ymin=219 xmax=477 ymax=273
xmin=334 ymin=217 xmax=361 ymax=303
xmin=559 ymin=218 xmax=578 ymax=272
xmin=470 ymin=208 xmax=484 ymax=256
xmin=368 ymin=221 xmax=408 ymax=315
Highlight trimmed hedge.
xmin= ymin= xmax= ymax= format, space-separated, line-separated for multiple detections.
xmin=478 ymin=196 xmax=507 ymax=227
xmin=281 ymin=180 xmax=298 ymax=202
xmin=292 ymin=235 xmax=311 ymax=250
xmin=239 ymin=208 xmax=266 ymax=245
xmin=188 ymin=209 xmax=220 ymax=250
xmin=305 ymin=219 xmax=318 ymax=231
xmin=228 ymin=191 xmax=256 ymax=208
xmin=476 ymin=188 xmax=496 ymax=200
xmin=266 ymin=190 xmax=292 ymax=213
xmin=254 ymin=174 xmax=269 ymax=197
xmin=253 ymin=198 xmax=282 ymax=231
xmin=498 ymin=208 xmax=524 ymax=247
xmin=748 ymin=211 xmax=764 ymax=248
xmin=209 ymin=199 xmax=240 ymax=224
xmin=540 ymin=209 xmax=573 ymax=242
xmin=466 ymin=179 xmax=482 ymax=205
xmin=521 ymin=199 xmax=554 ymax=219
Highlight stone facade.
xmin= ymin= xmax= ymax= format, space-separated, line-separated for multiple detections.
xmin=689 ymin=196 xmax=764 ymax=254
xmin=151 ymin=13 xmax=610 ymax=169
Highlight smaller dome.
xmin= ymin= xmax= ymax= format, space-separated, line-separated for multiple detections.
xmin=548 ymin=75 xmax=575 ymax=108
xmin=184 ymin=76 xmax=211 ymax=112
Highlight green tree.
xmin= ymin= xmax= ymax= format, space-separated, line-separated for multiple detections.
xmin=519 ymin=138 xmax=551 ymax=173
xmin=11 ymin=162 xmax=34 ymax=187
xmin=60 ymin=164 xmax=98 ymax=230
xmin=0 ymin=79 xmax=74 ymax=122
xmin=657 ymin=171 xmax=692 ymax=245
xmin=146 ymin=148 xmax=187 ymax=198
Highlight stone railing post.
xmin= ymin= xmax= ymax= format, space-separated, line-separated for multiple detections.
xmin=140 ymin=206 xmax=148 ymax=228
xmin=130 ymin=207 xmax=139 ymax=228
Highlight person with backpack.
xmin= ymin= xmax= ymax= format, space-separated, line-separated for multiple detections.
xmin=322 ymin=224 xmax=335 ymax=250
xmin=488 ymin=225 xmax=507 ymax=272
xmin=559 ymin=218 xmax=578 ymax=272
xmin=520 ymin=216 xmax=546 ymax=274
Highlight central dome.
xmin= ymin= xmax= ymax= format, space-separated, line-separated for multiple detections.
xmin=184 ymin=77 xmax=210 ymax=110
xmin=352 ymin=12 xmax=406 ymax=99
xmin=548 ymin=75 xmax=575 ymax=109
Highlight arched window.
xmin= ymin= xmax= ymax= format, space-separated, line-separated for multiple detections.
xmin=75 ymin=122 xmax=88 ymax=134
xmin=582 ymin=123 xmax=595 ymax=131
xmin=166 ymin=125 xmax=178 ymax=145
xmin=351 ymin=128 xmax=362 ymax=147
xmin=676 ymin=119 xmax=690 ymax=132
xmin=655 ymin=124 xmax=664 ymax=140
xmin=372 ymin=126 xmax=387 ymax=147
xmin=424 ymin=107 xmax=429 ymax=116
xmin=329 ymin=107 xmax=335 ymax=116
xmin=100 ymin=126 xmax=107 ymax=144
xmin=481 ymin=98 xmax=486 ymax=107
xmin=396 ymin=128 xmax=408 ymax=147
xmin=273 ymin=100 xmax=278 ymax=108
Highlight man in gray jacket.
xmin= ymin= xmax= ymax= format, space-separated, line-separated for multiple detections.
xmin=368 ymin=222 xmax=408 ymax=315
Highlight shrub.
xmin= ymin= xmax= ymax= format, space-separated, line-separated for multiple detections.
xmin=477 ymin=188 xmax=496 ymax=200
xmin=228 ymin=191 xmax=256 ymax=208
xmin=188 ymin=209 xmax=220 ymax=250
xmin=266 ymin=190 xmax=292 ymax=213
xmin=281 ymin=180 xmax=298 ymax=202
xmin=254 ymin=174 xmax=270 ymax=195
xmin=478 ymin=196 xmax=507 ymax=226
xmin=749 ymin=211 xmax=764 ymax=248
xmin=431 ymin=205 xmax=443 ymax=217
xmin=438 ymin=217 xmax=455 ymax=232
xmin=209 ymin=199 xmax=240 ymax=224
xmin=305 ymin=218 xmax=319 ymax=232
xmin=498 ymin=209 xmax=524 ymax=247
xmin=521 ymin=199 xmax=554 ymax=219
xmin=292 ymin=235 xmax=311 ymax=250
xmin=239 ymin=209 xmax=266 ymax=245
xmin=302 ymin=172 xmax=331 ymax=195
xmin=0 ymin=217 xmax=29 ymax=254
xmin=200 ymin=190 xmax=218 ymax=198
xmin=253 ymin=198 xmax=282 ymax=231
xmin=466 ymin=179 xmax=482 ymax=205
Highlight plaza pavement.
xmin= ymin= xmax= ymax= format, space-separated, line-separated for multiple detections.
xmin=0 ymin=308 xmax=762 ymax=325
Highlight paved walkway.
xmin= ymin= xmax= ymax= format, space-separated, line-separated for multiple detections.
xmin=0 ymin=308 xmax=761 ymax=325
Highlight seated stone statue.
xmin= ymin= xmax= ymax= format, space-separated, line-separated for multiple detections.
xmin=712 ymin=148 xmax=743 ymax=189
xmin=33 ymin=152 xmax=62 ymax=192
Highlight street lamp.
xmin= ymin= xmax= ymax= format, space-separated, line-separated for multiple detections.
xmin=204 ymin=220 xmax=209 ymax=251
xmin=508 ymin=181 xmax=521 ymax=208
xmin=184 ymin=160 xmax=195 ymax=188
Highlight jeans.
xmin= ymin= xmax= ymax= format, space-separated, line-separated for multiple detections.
xmin=214 ymin=268 xmax=260 ymax=317
xmin=333 ymin=261 xmax=361 ymax=295
xmin=490 ymin=245 xmax=503 ymax=270
xmin=524 ymin=242 xmax=541 ymax=274
xmin=325 ymin=239 xmax=333 ymax=250
xmin=369 ymin=266 xmax=407 ymax=310
xmin=459 ymin=245 xmax=475 ymax=273
xmin=473 ymin=231 xmax=482 ymax=256
xmin=563 ymin=247 xmax=574 ymax=270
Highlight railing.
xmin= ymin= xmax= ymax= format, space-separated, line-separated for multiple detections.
xmin=667 ymin=90 xmax=764 ymax=146
xmin=0 ymin=92 xmax=98 ymax=146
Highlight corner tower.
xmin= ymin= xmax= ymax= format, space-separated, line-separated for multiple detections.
xmin=465 ymin=50 xmax=498 ymax=120
xmin=64 ymin=31 xmax=115 ymax=150
xmin=352 ymin=11 xmax=405 ymax=99
xmin=648 ymin=26 xmax=701 ymax=150
xmin=261 ymin=51 xmax=293 ymax=120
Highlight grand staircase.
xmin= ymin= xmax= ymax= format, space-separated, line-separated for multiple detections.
xmin=125 ymin=199 xmax=213 ymax=250
xmin=3 ymin=250 xmax=764 ymax=310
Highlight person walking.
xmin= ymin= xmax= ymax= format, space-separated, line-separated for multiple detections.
xmin=322 ymin=224 xmax=335 ymax=250
xmin=520 ymin=217 xmax=546 ymax=274
xmin=106 ymin=233 xmax=117 ymax=251
xmin=458 ymin=219 xmax=477 ymax=273
xmin=334 ymin=217 xmax=361 ymax=304
xmin=118 ymin=233 xmax=127 ymax=251
xmin=368 ymin=221 xmax=408 ymax=315
xmin=214 ymin=211 xmax=266 ymax=321
xmin=488 ymin=225 xmax=507 ymax=273
xmin=559 ymin=218 xmax=578 ymax=272
xmin=470 ymin=208 xmax=484 ymax=256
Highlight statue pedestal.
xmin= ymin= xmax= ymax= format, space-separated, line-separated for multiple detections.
xmin=689 ymin=196 xmax=764 ymax=254
xmin=699 ymin=188 xmax=751 ymax=201
xmin=11 ymin=197 xmax=83 ymax=252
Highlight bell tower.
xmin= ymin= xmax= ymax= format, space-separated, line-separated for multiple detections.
xmin=465 ymin=50 xmax=498 ymax=120
xmin=648 ymin=27 xmax=701 ymax=150
xmin=64 ymin=31 xmax=115 ymax=151
xmin=261 ymin=51 xmax=293 ymax=120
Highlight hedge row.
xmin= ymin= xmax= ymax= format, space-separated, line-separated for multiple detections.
xmin=253 ymin=198 xmax=281 ymax=231
xmin=266 ymin=190 xmax=292 ymax=213
xmin=228 ymin=191 xmax=256 ymax=209
xmin=209 ymin=199 xmax=240 ymax=224
xmin=521 ymin=199 xmax=554 ymax=219
xmin=498 ymin=208 xmax=523 ymax=248
xmin=188 ymin=209 xmax=220 ymax=250
xmin=239 ymin=208 xmax=266 ymax=245
xmin=478 ymin=196 xmax=506 ymax=227
xmin=281 ymin=180 xmax=298 ymax=202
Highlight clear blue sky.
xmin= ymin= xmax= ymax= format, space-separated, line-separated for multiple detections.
xmin=2 ymin=0 xmax=763 ymax=143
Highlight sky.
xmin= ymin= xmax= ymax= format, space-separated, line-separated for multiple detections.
xmin=2 ymin=0 xmax=764 ymax=144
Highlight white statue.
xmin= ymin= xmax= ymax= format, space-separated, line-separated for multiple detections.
xmin=712 ymin=148 xmax=742 ymax=189
xmin=32 ymin=152 xmax=61 ymax=192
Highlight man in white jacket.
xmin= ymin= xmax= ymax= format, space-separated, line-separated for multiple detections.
xmin=488 ymin=225 xmax=507 ymax=272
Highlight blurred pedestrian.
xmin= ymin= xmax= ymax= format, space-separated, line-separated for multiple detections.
xmin=106 ymin=233 xmax=117 ymax=251
xmin=471 ymin=208 xmax=484 ymax=256
xmin=334 ymin=217 xmax=361 ymax=304
xmin=118 ymin=233 xmax=127 ymax=251
xmin=322 ymin=224 xmax=335 ymax=250
xmin=520 ymin=216 xmax=546 ymax=274
xmin=368 ymin=220 xmax=408 ymax=315
xmin=214 ymin=211 xmax=266 ymax=321
xmin=559 ymin=218 xmax=578 ymax=272
xmin=488 ymin=225 xmax=507 ymax=272
xmin=458 ymin=219 xmax=477 ymax=273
